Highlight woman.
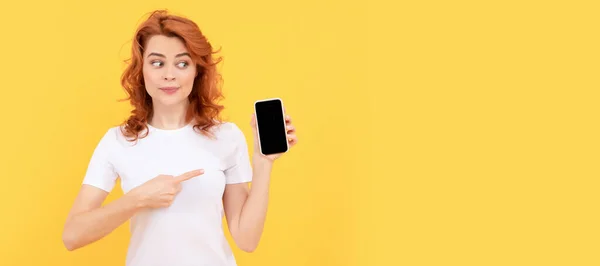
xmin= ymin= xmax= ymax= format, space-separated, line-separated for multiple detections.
xmin=62 ymin=9 xmax=297 ymax=266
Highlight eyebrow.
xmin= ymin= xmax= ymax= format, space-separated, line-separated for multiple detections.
xmin=147 ymin=52 xmax=191 ymax=58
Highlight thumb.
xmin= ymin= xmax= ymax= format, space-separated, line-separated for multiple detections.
xmin=251 ymin=114 xmax=259 ymax=135
xmin=174 ymin=169 xmax=204 ymax=183
xmin=250 ymin=113 xmax=257 ymax=128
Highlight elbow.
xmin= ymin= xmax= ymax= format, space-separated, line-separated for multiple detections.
xmin=62 ymin=233 xmax=77 ymax=251
xmin=233 ymin=235 xmax=258 ymax=253
xmin=62 ymin=229 xmax=80 ymax=251
xmin=239 ymin=243 xmax=257 ymax=253
xmin=231 ymin=227 xmax=261 ymax=253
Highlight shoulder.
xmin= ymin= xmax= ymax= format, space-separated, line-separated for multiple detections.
xmin=105 ymin=125 xmax=122 ymax=139
xmin=209 ymin=122 xmax=251 ymax=165
xmin=209 ymin=121 xmax=246 ymax=140
xmin=96 ymin=125 xmax=136 ymax=148
xmin=203 ymin=121 xmax=250 ymax=153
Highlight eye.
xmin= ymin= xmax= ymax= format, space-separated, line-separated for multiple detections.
xmin=151 ymin=61 xmax=163 ymax=67
xmin=177 ymin=61 xmax=189 ymax=68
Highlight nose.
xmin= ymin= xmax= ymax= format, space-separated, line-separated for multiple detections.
xmin=162 ymin=66 xmax=176 ymax=81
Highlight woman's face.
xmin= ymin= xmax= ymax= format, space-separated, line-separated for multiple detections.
xmin=142 ymin=35 xmax=197 ymax=108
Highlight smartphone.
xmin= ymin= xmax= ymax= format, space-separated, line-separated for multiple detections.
xmin=254 ymin=98 xmax=289 ymax=155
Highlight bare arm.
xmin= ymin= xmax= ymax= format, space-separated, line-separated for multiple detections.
xmin=62 ymin=184 xmax=142 ymax=251
xmin=223 ymin=112 xmax=298 ymax=252
xmin=223 ymin=156 xmax=273 ymax=253
xmin=62 ymin=170 xmax=203 ymax=251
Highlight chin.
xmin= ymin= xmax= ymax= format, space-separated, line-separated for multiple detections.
xmin=155 ymin=97 xmax=188 ymax=107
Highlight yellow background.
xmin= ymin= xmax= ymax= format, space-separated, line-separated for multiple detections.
xmin=0 ymin=0 xmax=598 ymax=265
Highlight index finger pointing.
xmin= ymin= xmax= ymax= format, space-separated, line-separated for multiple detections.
xmin=175 ymin=169 xmax=204 ymax=182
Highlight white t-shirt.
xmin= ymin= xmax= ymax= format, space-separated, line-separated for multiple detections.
xmin=81 ymin=121 xmax=252 ymax=266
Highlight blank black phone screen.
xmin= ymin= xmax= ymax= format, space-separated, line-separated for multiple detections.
xmin=255 ymin=99 xmax=288 ymax=155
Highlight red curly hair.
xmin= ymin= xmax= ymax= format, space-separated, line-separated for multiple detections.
xmin=119 ymin=9 xmax=224 ymax=142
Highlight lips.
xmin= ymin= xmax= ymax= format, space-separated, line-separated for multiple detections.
xmin=159 ymin=86 xmax=180 ymax=94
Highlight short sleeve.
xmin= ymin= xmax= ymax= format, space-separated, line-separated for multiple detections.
xmin=224 ymin=123 xmax=253 ymax=184
xmin=81 ymin=128 xmax=119 ymax=192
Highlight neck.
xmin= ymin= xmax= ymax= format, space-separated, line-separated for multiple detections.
xmin=149 ymin=101 xmax=190 ymax=130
